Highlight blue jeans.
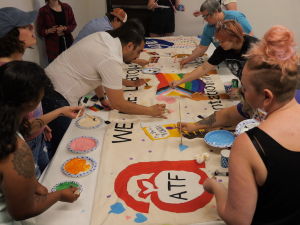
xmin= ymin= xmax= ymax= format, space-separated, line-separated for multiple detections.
xmin=27 ymin=133 xmax=49 ymax=179
xmin=42 ymin=95 xmax=72 ymax=160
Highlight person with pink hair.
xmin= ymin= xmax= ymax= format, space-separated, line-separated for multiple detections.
xmin=201 ymin=25 xmax=300 ymax=224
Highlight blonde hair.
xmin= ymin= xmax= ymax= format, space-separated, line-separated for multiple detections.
xmin=245 ymin=25 xmax=300 ymax=102
xmin=215 ymin=20 xmax=244 ymax=44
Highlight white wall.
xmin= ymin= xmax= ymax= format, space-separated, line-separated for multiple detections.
xmin=1 ymin=0 xmax=299 ymax=66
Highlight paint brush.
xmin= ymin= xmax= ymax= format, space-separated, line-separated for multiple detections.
xmin=76 ymin=95 xmax=90 ymax=119
xmin=84 ymin=113 xmax=111 ymax=124
xmin=179 ymin=102 xmax=182 ymax=145
xmin=211 ymin=170 xmax=229 ymax=177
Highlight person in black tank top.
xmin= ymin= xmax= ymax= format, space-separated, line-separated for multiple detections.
xmin=202 ymin=25 xmax=300 ymax=225
xmin=147 ymin=0 xmax=184 ymax=37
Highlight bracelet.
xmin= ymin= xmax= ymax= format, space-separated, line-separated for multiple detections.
xmin=99 ymin=96 xmax=107 ymax=101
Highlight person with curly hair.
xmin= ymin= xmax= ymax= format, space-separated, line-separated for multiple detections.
xmin=0 ymin=61 xmax=83 ymax=224
xmin=37 ymin=0 xmax=77 ymax=63
xmin=0 ymin=7 xmax=82 ymax=176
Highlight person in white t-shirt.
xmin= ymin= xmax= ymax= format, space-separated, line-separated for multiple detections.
xmin=193 ymin=0 xmax=237 ymax=17
xmin=43 ymin=24 xmax=167 ymax=155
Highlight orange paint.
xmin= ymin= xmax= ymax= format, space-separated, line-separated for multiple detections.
xmin=65 ymin=158 xmax=91 ymax=174
xmin=144 ymin=85 xmax=153 ymax=90
xmin=145 ymin=79 xmax=151 ymax=83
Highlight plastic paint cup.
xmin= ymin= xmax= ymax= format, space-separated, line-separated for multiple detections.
xmin=221 ymin=149 xmax=230 ymax=168
xmin=178 ymin=4 xmax=184 ymax=11
xmin=223 ymin=81 xmax=232 ymax=94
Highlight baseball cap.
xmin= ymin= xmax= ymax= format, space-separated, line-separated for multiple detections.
xmin=110 ymin=8 xmax=127 ymax=23
xmin=0 ymin=7 xmax=38 ymax=38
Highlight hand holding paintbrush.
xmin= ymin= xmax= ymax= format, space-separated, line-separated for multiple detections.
xmin=76 ymin=95 xmax=90 ymax=119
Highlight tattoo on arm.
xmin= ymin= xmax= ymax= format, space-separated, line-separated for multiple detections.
xmin=197 ymin=111 xmax=217 ymax=126
xmin=12 ymin=142 xmax=35 ymax=179
xmin=35 ymin=194 xmax=47 ymax=203
xmin=32 ymin=118 xmax=45 ymax=129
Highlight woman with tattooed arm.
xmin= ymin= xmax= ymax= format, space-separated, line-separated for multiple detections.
xmin=0 ymin=61 xmax=83 ymax=223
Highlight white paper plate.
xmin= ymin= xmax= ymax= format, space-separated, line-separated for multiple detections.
xmin=51 ymin=180 xmax=83 ymax=193
xmin=62 ymin=156 xmax=97 ymax=178
xmin=76 ymin=115 xmax=104 ymax=130
xmin=235 ymin=119 xmax=260 ymax=136
xmin=142 ymin=68 xmax=161 ymax=74
xmin=67 ymin=136 xmax=99 ymax=154
xmin=204 ymin=130 xmax=235 ymax=148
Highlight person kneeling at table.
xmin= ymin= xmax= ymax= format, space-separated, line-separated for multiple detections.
xmin=170 ymin=20 xmax=259 ymax=98
xmin=0 ymin=61 xmax=82 ymax=223
xmin=183 ymin=25 xmax=300 ymax=224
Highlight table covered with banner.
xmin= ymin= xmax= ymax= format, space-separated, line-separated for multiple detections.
xmin=27 ymin=36 xmax=238 ymax=225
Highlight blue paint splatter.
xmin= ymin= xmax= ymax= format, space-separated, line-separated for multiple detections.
xmin=179 ymin=144 xmax=189 ymax=152
xmin=108 ymin=202 xmax=125 ymax=214
xmin=81 ymin=210 xmax=85 ymax=213
xmin=134 ymin=213 xmax=148 ymax=223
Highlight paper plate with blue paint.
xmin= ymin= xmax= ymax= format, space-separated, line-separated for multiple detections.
xmin=142 ymin=68 xmax=161 ymax=74
xmin=235 ymin=119 xmax=260 ymax=136
xmin=204 ymin=130 xmax=235 ymax=148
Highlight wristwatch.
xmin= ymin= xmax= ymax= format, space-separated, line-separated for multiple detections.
xmin=99 ymin=96 xmax=107 ymax=102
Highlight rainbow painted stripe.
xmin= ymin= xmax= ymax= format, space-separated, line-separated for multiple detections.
xmin=156 ymin=73 xmax=206 ymax=95
xmin=88 ymin=104 xmax=104 ymax=112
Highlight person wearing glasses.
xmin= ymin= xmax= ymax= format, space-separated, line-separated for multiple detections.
xmin=193 ymin=0 xmax=237 ymax=17
xmin=170 ymin=20 xmax=259 ymax=98
xmin=180 ymin=0 xmax=254 ymax=67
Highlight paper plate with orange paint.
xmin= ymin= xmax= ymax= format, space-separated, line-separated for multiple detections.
xmin=62 ymin=156 xmax=97 ymax=178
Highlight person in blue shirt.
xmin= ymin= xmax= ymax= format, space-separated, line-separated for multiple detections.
xmin=181 ymin=0 xmax=254 ymax=67
xmin=73 ymin=8 xmax=127 ymax=45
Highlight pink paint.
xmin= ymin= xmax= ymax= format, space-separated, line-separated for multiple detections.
xmin=156 ymin=95 xmax=176 ymax=104
xmin=70 ymin=137 xmax=97 ymax=151
xmin=126 ymin=216 xmax=131 ymax=220
xmin=169 ymin=109 xmax=175 ymax=113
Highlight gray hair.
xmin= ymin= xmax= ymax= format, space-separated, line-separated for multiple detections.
xmin=200 ymin=0 xmax=221 ymax=15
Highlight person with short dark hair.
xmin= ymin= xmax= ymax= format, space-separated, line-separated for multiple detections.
xmin=37 ymin=0 xmax=77 ymax=63
xmin=181 ymin=0 xmax=254 ymax=67
xmin=0 ymin=61 xmax=82 ymax=224
xmin=43 ymin=20 xmax=166 ymax=157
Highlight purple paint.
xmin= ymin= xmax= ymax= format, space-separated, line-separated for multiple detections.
xmin=210 ymin=150 xmax=213 ymax=152
xmin=107 ymin=195 xmax=111 ymax=198
xmin=218 ymin=179 xmax=222 ymax=182
xmin=185 ymin=106 xmax=187 ymax=108
xmin=142 ymin=139 xmax=145 ymax=142
xmin=166 ymin=126 xmax=173 ymax=130
xmin=148 ymin=150 xmax=152 ymax=153
xmin=130 ymin=158 xmax=133 ymax=160
xmin=187 ymin=113 xmax=190 ymax=114
xmin=204 ymin=108 xmax=207 ymax=110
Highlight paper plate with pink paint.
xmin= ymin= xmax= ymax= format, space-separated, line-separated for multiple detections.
xmin=68 ymin=136 xmax=99 ymax=154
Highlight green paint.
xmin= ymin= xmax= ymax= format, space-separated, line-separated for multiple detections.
xmin=56 ymin=181 xmax=79 ymax=191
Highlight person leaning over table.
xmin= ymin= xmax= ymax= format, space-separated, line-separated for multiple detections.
xmin=183 ymin=25 xmax=300 ymax=224
xmin=170 ymin=20 xmax=259 ymax=98
xmin=180 ymin=0 xmax=254 ymax=67
xmin=0 ymin=61 xmax=82 ymax=224
xmin=37 ymin=0 xmax=77 ymax=63
xmin=43 ymin=21 xmax=167 ymax=157
xmin=148 ymin=0 xmax=185 ymax=37
xmin=193 ymin=0 xmax=237 ymax=17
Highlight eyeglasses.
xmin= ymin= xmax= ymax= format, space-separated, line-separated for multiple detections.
xmin=202 ymin=14 xmax=210 ymax=19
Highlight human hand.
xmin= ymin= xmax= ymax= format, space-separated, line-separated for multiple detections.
xmin=150 ymin=2 xmax=159 ymax=10
xmin=149 ymin=104 xmax=167 ymax=119
xmin=193 ymin=10 xmax=201 ymax=17
xmin=132 ymin=79 xmax=146 ymax=87
xmin=56 ymin=25 xmax=65 ymax=36
xmin=35 ymin=180 xmax=48 ymax=195
xmin=100 ymin=99 xmax=114 ymax=110
xmin=182 ymin=5 xmax=185 ymax=11
xmin=203 ymin=178 xmax=219 ymax=194
xmin=48 ymin=25 xmax=58 ymax=34
xmin=59 ymin=187 xmax=80 ymax=203
xmin=180 ymin=57 xmax=190 ymax=67
xmin=60 ymin=106 xmax=84 ymax=119
xmin=169 ymin=80 xmax=179 ymax=89
xmin=177 ymin=122 xmax=198 ymax=132
xmin=135 ymin=59 xmax=149 ymax=67
xmin=227 ymin=87 xmax=239 ymax=98
xmin=43 ymin=125 xmax=52 ymax=141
